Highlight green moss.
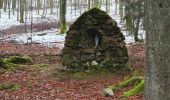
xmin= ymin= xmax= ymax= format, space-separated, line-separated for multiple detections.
xmin=0 ymin=56 xmax=33 ymax=74
xmin=102 ymin=58 xmax=114 ymax=71
xmin=0 ymin=66 xmax=14 ymax=75
xmin=5 ymin=56 xmax=33 ymax=64
xmin=0 ymin=58 xmax=16 ymax=74
xmin=122 ymin=80 xmax=144 ymax=98
xmin=31 ymin=64 xmax=49 ymax=70
xmin=14 ymin=65 xmax=29 ymax=71
xmin=0 ymin=58 xmax=14 ymax=68
xmin=88 ymin=64 xmax=101 ymax=73
xmin=73 ymin=72 xmax=86 ymax=79
xmin=0 ymin=83 xmax=20 ymax=91
xmin=0 ymin=68 xmax=7 ymax=75
xmin=62 ymin=54 xmax=77 ymax=63
xmin=60 ymin=21 xmax=67 ymax=34
xmin=116 ymin=76 xmax=142 ymax=87
xmin=0 ymin=58 xmax=6 ymax=68
xmin=108 ymin=76 xmax=143 ymax=92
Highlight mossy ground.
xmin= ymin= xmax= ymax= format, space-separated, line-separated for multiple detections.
xmin=122 ymin=79 xmax=144 ymax=98
xmin=105 ymin=75 xmax=144 ymax=98
xmin=72 ymin=72 xmax=87 ymax=79
xmin=0 ymin=83 xmax=20 ymax=91
xmin=5 ymin=56 xmax=33 ymax=64
xmin=0 ymin=56 xmax=33 ymax=74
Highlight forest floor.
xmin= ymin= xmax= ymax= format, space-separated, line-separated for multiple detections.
xmin=0 ymin=42 xmax=145 ymax=100
xmin=0 ymin=22 xmax=145 ymax=99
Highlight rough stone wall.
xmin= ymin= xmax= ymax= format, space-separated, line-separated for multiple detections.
xmin=61 ymin=8 xmax=128 ymax=72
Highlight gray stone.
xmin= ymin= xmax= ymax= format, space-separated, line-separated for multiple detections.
xmin=61 ymin=8 xmax=128 ymax=72
xmin=101 ymin=88 xmax=114 ymax=97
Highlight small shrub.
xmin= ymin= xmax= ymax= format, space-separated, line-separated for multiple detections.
xmin=6 ymin=56 xmax=33 ymax=64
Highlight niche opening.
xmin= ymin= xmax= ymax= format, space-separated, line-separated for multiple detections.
xmin=85 ymin=28 xmax=102 ymax=48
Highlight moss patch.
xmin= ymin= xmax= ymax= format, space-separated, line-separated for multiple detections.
xmin=122 ymin=80 xmax=144 ymax=98
xmin=0 ymin=56 xmax=33 ymax=74
xmin=108 ymin=76 xmax=143 ymax=92
xmin=73 ymin=72 xmax=87 ymax=79
xmin=60 ymin=22 xmax=67 ymax=34
xmin=31 ymin=64 xmax=49 ymax=70
xmin=0 ymin=83 xmax=20 ymax=91
xmin=0 ymin=58 xmax=6 ymax=68
xmin=5 ymin=56 xmax=33 ymax=64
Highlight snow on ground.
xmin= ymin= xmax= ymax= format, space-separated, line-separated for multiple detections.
xmin=0 ymin=1 xmax=145 ymax=47
xmin=3 ymin=28 xmax=66 ymax=48
xmin=0 ymin=1 xmax=122 ymax=30
xmin=0 ymin=5 xmax=82 ymax=30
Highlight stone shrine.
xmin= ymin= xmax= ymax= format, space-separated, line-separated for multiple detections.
xmin=61 ymin=8 xmax=128 ymax=72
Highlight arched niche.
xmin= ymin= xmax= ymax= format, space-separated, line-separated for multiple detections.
xmin=85 ymin=28 xmax=102 ymax=48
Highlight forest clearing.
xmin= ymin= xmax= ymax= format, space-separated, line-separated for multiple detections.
xmin=0 ymin=0 xmax=169 ymax=100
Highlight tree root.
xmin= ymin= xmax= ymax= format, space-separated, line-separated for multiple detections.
xmin=122 ymin=79 xmax=144 ymax=98
xmin=103 ymin=76 xmax=144 ymax=98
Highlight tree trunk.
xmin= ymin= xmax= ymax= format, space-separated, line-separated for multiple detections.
xmin=4 ymin=0 xmax=7 ymax=12
xmin=60 ymin=0 xmax=67 ymax=34
xmin=134 ymin=17 xmax=140 ymax=42
xmin=20 ymin=0 xmax=24 ymax=23
xmin=106 ymin=0 xmax=109 ymax=13
xmin=145 ymin=0 xmax=170 ymax=100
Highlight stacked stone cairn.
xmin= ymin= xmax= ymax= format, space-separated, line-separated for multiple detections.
xmin=61 ymin=8 xmax=129 ymax=72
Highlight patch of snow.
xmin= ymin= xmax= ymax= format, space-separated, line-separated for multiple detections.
xmin=3 ymin=29 xmax=66 ymax=48
xmin=0 ymin=0 xmax=146 ymax=45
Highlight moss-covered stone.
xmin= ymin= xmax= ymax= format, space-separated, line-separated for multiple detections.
xmin=122 ymin=80 xmax=144 ymax=98
xmin=5 ymin=56 xmax=33 ymax=64
xmin=102 ymin=76 xmax=144 ymax=97
xmin=61 ymin=8 xmax=128 ymax=72
xmin=0 ymin=57 xmax=16 ymax=72
xmin=108 ymin=76 xmax=143 ymax=92
xmin=87 ymin=62 xmax=102 ymax=73
xmin=102 ymin=58 xmax=114 ymax=67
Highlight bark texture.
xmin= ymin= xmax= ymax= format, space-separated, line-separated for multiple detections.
xmin=145 ymin=0 xmax=170 ymax=100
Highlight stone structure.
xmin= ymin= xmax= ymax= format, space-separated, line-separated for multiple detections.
xmin=61 ymin=8 xmax=128 ymax=72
